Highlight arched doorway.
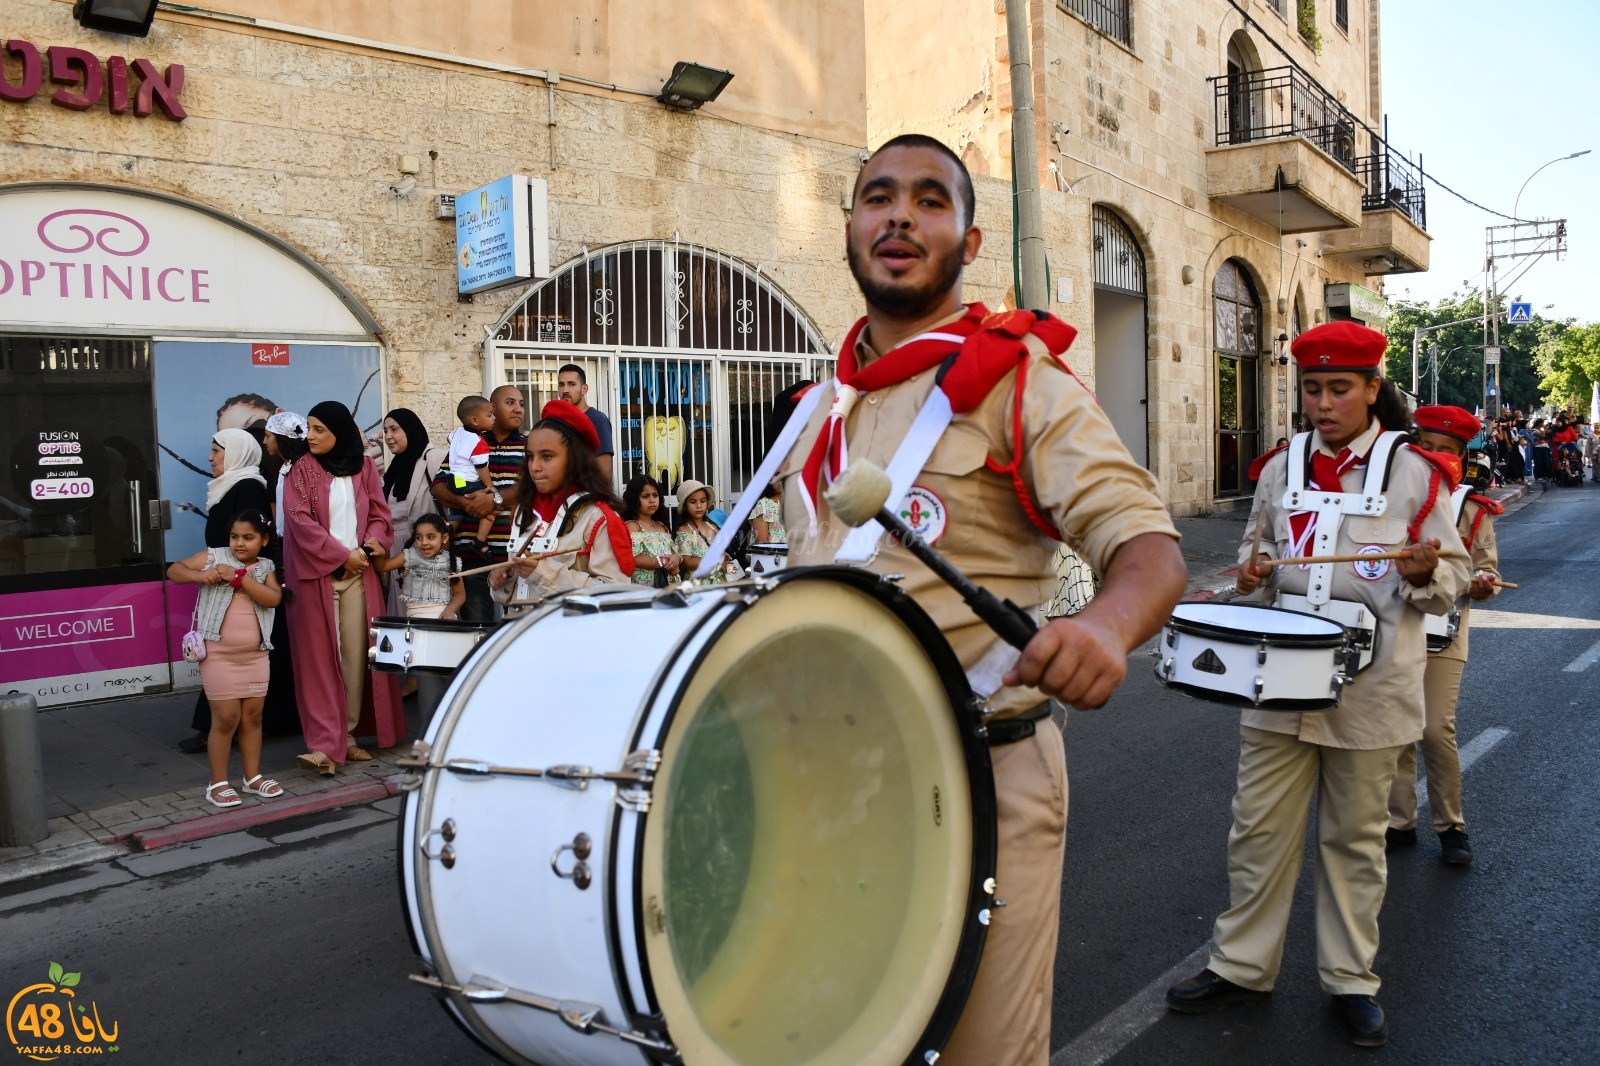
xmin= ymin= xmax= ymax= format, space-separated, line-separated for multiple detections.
xmin=1224 ymin=31 xmax=1264 ymax=144
xmin=489 ymin=240 xmax=831 ymax=502
xmin=1091 ymin=206 xmax=1148 ymax=467
xmin=1214 ymin=259 xmax=1263 ymax=497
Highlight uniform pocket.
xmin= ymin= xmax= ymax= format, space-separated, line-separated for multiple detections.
xmin=922 ymin=423 xmax=990 ymax=477
xmin=1345 ymin=515 xmax=1406 ymax=545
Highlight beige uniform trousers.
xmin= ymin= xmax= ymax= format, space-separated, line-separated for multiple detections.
xmin=1209 ymin=726 xmax=1403 ymax=996
xmin=940 ymin=719 xmax=1067 ymax=1066
xmin=1388 ymin=656 xmax=1467 ymax=833
xmin=330 ymin=572 xmax=367 ymax=740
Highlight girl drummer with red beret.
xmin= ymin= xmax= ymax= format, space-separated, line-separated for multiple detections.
xmin=490 ymin=399 xmax=635 ymax=602
xmin=1386 ymin=405 xmax=1501 ymax=865
xmin=1167 ymin=321 xmax=1470 ymax=1047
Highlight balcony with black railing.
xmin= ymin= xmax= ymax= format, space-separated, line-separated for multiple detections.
xmin=1326 ymin=143 xmax=1431 ymax=273
xmin=1204 ymin=65 xmax=1365 ymax=233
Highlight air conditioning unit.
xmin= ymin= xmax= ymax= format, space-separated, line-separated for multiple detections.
xmin=435 ymin=194 xmax=456 ymax=220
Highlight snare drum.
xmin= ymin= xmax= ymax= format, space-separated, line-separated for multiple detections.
xmin=400 ymin=567 xmax=997 ymax=1066
xmin=1424 ymin=608 xmax=1461 ymax=653
xmin=747 ymin=542 xmax=788 ymax=576
xmin=1154 ymin=602 xmax=1351 ymax=710
xmin=369 ymin=617 xmax=497 ymax=674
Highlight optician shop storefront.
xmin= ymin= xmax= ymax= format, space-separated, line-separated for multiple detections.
xmin=0 ymin=183 xmax=383 ymax=707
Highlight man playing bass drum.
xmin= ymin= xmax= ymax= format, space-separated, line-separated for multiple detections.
xmin=1387 ymin=405 xmax=1501 ymax=865
xmin=774 ymin=135 xmax=1188 ymax=1064
xmin=1166 ymin=322 xmax=1470 ymax=1047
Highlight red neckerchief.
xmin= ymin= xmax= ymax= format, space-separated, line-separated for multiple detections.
xmin=1286 ymin=443 xmax=1368 ymax=558
xmin=798 ymin=303 xmax=987 ymax=533
xmin=529 ymin=491 xmax=565 ymax=525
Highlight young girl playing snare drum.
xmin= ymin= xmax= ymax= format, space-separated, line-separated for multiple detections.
xmin=167 ymin=511 xmax=285 ymax=808
xmin=490 ymin=400 xmax=633 ymax=603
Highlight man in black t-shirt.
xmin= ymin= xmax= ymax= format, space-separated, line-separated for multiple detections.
xmin=557 ymin=363 xmax=614 ymax=483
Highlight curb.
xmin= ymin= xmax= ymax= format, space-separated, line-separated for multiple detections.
xmin=132 ymin=776 xmax=402 ymax=852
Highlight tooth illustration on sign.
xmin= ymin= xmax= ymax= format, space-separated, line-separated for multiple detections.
xmin=643 ymin=415 xmax=686 ymax=488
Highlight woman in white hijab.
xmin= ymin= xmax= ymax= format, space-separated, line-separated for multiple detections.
xmin=203 ymin=428 xmax=271 ymax=548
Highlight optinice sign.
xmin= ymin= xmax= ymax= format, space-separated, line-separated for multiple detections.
xmin=455 ymin=174 xmax=550 ymax=296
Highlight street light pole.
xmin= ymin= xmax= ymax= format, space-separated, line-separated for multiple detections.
xmin=1005 ymin=0 xmax=1047 ymax=309
xmin=1513 ymin=149 xmax=1591 ymax=220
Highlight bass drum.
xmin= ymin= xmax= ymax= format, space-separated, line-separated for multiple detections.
xmin=400 ymin=567 xmax=997 ymax=1066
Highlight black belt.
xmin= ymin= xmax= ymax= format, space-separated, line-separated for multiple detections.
xmin=984 ymin=704 xmax=1052 ymax=746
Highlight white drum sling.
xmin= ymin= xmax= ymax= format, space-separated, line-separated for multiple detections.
xmin=1423 ymin=485 xmax=1470 ymax=653
xmin=399 ymin=567 xmax=998 ymax=1066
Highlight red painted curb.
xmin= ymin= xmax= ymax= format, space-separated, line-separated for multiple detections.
xmin=132 ymin=775 xmax=404 ymax=852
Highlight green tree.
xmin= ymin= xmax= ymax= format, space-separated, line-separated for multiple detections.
xmin=1383 ymin=287 xmax=1565 ymax=412
xmin=1537 ymin=322 xmax=1600 ymax=411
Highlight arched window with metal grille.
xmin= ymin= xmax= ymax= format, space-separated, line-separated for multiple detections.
xmin=488 ymin=240 xmax=832 ymax=505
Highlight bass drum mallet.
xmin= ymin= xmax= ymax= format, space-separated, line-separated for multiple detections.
xmin=823 ymin=460 xmax=1039 ymax=650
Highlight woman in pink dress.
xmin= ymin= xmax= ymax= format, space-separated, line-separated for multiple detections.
xmin=282 ymin=400 xmax=404 ymax=773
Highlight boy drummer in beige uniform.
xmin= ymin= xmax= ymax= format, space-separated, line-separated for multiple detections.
xmin=1387 ymin=405 xmax=1501 ymax=865
xmin=774 ymin=135 xmax=1187 ymax=1065
xmin=1166 ymin=323 xmax=1470 ymax=1047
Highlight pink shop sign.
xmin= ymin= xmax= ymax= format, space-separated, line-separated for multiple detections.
xmin=0 ymin=581 xmax=167 ymax=685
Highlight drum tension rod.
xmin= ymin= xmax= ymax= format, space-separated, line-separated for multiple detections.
xmin=408 ymin=974 xmax=681 ymax=1060
xmin=396 ymin=745 xmax=662 ymax=806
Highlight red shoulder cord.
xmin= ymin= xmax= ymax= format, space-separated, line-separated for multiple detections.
xmin=1406 ymin=468 xmax=1441 ymax=545
xmin=1464 ymin=495 xmax=1500 ymax=550
xmin=983 ymin=353 xmax=1064 ymax=542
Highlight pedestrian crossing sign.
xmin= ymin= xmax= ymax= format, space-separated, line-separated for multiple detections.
xmin=1509 ymin=302 xmax=1533 ymax=323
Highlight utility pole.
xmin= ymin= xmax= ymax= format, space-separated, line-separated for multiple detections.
xmin=1483 ymin=217 xmax=1568 ymax=416
xmin=1005 ymin=0 xmax=1047 ymax=309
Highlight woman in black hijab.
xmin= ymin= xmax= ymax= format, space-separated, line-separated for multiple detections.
xmin=380 ymin=407 xmax=447 ymax=619
xmin=283 ymin=401 xmax=405 ymax=771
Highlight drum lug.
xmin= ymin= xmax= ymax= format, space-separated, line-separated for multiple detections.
xmin=419 ymin=823 xmax=458 ymax=869
xmin=924 ymin=1051 xmax=941 ymax=1064
xmin=1252 ymin=676 xmax=1265 ymax=706
xmin=543 ymin=765 xmax=593 ymax=791
xmin=1256 ymin=641 xmax=1269 ymax=666
xmin=1154 ymin=657 xmax=1175 ymax=682
xmin=551 ymin=833 xmax=594 ymax=889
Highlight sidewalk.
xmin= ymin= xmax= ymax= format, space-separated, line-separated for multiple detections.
xmin=1 ymin=479 xmax=1533 ymax=887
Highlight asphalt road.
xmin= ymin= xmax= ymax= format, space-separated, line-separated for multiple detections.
xmin=3 ymin=482 xmax=1595 ymax=1066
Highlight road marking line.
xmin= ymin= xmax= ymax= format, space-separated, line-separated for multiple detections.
xmin=1562 ymin=637 xmax=1600 ymax=672
xmin=1415 ymin=726 xmax=1513 ymax=809
xmin=1057 ymin=725 xmax=1511 ymax=1065
xmin=1050 ymin=942 xmax=1214 ymax=1066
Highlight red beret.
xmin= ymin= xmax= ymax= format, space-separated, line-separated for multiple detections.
xmin=1413 ymin=405 xmax=1481 ymax=443
xmin=538 ymin=399 xmax=600 ymax=453
xmin=1291 ymin=320 xmax=1387 ymax=372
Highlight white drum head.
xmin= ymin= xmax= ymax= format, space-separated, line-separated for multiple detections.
xmin=1170 ymin=602 xmax=1347 ymax=641
xmin=640 ymin=579 xmax=972 ymax=1066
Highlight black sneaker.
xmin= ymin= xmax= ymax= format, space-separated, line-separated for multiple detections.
xmin=1333 ymin=993 xmax=1388 ymax=1047
xmin=177 ymin=731 xmax=207 ymax=754
xmin=1165 ymin=969 xmax=1271 ymax=1014
xmin=1385 ymin=826 xmax=1417 ymax=849
xmin=1438 ymin=828 xmax=1473 ymax=865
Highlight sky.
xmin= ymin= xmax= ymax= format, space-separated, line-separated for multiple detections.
xmin=1381 ymin=0 xmax=1599 ymax=323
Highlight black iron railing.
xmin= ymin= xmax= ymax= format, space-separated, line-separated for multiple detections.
xmin=1060 ymin=0 xmax=1132 ymax=48
xmin=1353 ymin=148 xmax=1427 ymax=229
xmin=1211 ymin=65 xmax=1362 ymax=171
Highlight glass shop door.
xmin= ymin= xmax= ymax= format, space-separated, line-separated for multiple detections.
xmin=0 ymin=334 xmax=172 ymax=707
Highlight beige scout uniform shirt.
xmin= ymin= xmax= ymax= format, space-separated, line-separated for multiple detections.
xmin=494 ymin=503 xmax=630 ymax=603
xmin=1436 ymin=496 xmax=1499 ymax=664
xmin=780 ymin=309 xmax=1179 ymax=719
xmin=1243 ymin=419 xmax=1470 ymax=748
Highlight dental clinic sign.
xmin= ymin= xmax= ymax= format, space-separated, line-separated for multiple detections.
xmin=455 ymin=173 xmax=550 ymax=295
xmin=0 ymin=38 xmax=185 ymax=119
xmin=0 ymin=186 xmax=368 ymax=335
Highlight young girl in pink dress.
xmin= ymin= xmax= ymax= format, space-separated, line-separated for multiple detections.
xmin=167 ymin=511 xmax=285 ymax=808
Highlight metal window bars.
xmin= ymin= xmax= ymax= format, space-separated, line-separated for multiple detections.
xmin=1335 ymin=0 xmax=1349 ymax=32
xmin=1091 ymin=206 xmax=1147 ymax=296
xmin=1060 ymin=0 xmax=1132 ymax=48
xmin=491 ymin=240 xmax=833 ymax=510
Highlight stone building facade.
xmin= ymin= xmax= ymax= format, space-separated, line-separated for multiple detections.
xmin=867 ymin=0 xmax=1430 ymax=513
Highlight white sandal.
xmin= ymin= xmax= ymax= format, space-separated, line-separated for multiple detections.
xmin=205 ymin=781 xmax=241 ymax=809
xmin=241 ymin=773 xmax=283 ymax=799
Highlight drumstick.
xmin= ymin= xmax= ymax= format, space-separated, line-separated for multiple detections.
xmin=1263 ymin=548 xmax=1462 ymax=567
xmin=1491 ymin=579 xmax=1519 ymax=589
xmin=825 ymin=461 xmax=1037 ymax=651
xmin=451 ymin=547 xmax=580 ymax=579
